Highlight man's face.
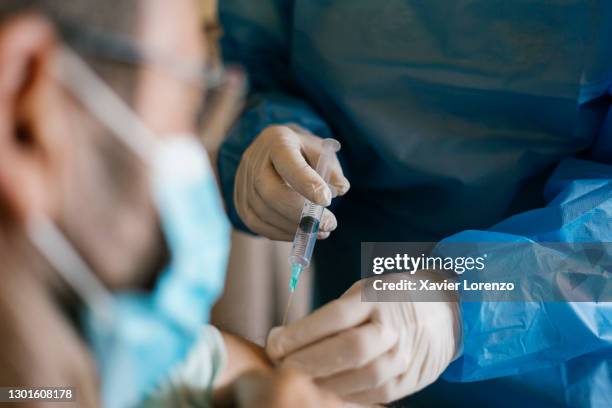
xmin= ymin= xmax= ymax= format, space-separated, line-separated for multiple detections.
xmin=0 ymin=0 xmax=207 ymax=288
xmin=66 ymin=0 xmax=208 ymax=288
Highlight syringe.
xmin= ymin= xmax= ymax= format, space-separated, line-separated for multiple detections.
xmin=288 ymin=138 xmax=341 ymax=293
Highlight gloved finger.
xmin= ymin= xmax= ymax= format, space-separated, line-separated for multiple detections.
xmin=343 ymin=345 xmax=438 ymax=405
xmin=254 ymin=163 xmax=304 ymax=220
xmin=267 ymin=292 xmax=371 ymax=361
xmin=269 ymin=131 xmax=332 ymax=207
xmin=343 ymin=376 xmax=404 ymax=405
xmin=315 ymin=345 xmax=405 ymax=397
xmin=241 ymin=201 xmax=294 ymax=241
xmin=301 ymin=139 xmax=350 ymax=197
xmin=317 ymin=230 xmax=330 ymax=240
xmin=249 ymin=185 xmax=297 ymax=235
xmin=319 ymin=209 xmax=337 ymax=232
xmin=280 ymin=321 xmax=397 ymax=378
xmin=255 ymin=164 xmax=338 ymax=232
xmin=394 ymin=341 xmax=440 ymax=395
xmin=285 ymin=125 xmax=350 ymax=197
xmin=234 ymin=159 xmax=250 ymax=223
xmin=327 ymin=157 xmax=350 ymax=197
xmin=235 ymin=163 xmax=293 ymax=241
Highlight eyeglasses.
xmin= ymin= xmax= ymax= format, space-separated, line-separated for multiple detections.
xmin=60 ymin=19 xmax=226 ymax=89
xmin=58 ymin=19 xmax=246 ymax=154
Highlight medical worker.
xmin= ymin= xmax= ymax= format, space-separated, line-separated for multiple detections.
xmin=218 ymin=1 xmax=612 ymax=407
xmin=0 ymin=0 xmax=340 ymax=407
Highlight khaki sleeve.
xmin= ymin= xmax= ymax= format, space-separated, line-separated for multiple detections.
xmin=140 ymin=325 xmax=227 ymax=408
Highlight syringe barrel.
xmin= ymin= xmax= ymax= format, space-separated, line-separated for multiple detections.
xmin=289 ymin=201 xmax=323 ymax=268
xmin=289 ymin=138 xmax=341 ymax=269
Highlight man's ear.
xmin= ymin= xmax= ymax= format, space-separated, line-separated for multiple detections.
xmin=0 ymin=14 xmax=66 ymax=227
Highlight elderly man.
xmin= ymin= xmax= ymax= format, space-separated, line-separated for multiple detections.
xmin=0 ymin=0 xmax=340 ymax=407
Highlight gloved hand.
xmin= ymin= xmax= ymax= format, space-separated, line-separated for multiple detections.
xmin=266 ymin=276 xmax=462 ymax=405
xmin=234 ymin=124 xmax=350 ymax=241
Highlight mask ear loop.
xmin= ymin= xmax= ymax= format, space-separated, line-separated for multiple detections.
xmin=52 ymin=46 xmax=156 ymax=164
xmin=27 ymin=216 xmax=115 ymax=326
xmin=26 ymin=46 xmax=160 ymax=326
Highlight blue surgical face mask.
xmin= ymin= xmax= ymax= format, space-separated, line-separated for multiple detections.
xmin=27 ymin=47 xmax=230 ymax=408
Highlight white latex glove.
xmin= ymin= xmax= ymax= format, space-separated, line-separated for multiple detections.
xmin=235 ymin=124 xmax=350 ymax=241
xmin=266 ymin=277 xmax=462 ymax=405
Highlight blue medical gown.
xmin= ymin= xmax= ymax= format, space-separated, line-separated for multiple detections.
xmin=218 ymin=1 xmax=612 ymax=406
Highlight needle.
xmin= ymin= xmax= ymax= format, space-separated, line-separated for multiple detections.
xmin=282 ymin=290 xmax=295 ymax=326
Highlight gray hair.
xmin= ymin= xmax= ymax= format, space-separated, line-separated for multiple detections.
xmin=0 ymin=0 xmax=139 ymax=39
xmin=0 ymin=0 xmax=142 ymax=92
